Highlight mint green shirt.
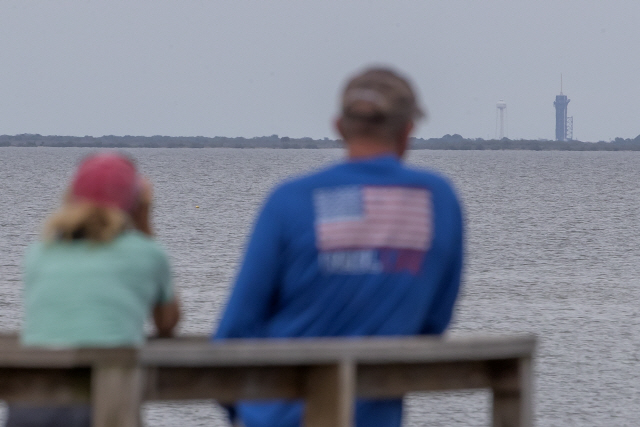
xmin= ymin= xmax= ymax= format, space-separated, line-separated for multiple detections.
xmin=22 ymin=231 xmax=174 ymax=347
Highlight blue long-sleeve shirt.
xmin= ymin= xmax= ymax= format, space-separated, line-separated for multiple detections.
xmin=214 ymin=155 xmax=464 ymax=427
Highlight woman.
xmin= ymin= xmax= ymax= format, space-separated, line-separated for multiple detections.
xmin=8 ymin=153 xmax=180 ymax=427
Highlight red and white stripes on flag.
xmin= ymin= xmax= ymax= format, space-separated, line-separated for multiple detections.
xmin=315 ymin=186 xmax=432 ymax=252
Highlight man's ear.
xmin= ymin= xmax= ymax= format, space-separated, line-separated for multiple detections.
xmin=402 ymin=121 xmax=414 ymax=141
xmin=335 ymin=117 xmax=346 ymax=139
xmin=396 ymin=121 xmax=414 ymax=157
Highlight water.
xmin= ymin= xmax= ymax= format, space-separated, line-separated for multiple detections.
xmin=1 ymin=147 xmax=640 ymax=426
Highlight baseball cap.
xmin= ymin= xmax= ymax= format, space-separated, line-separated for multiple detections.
xmin=70 ymin=153 xmax=139 ymax=213
xmin=341 ymin=67 xmax=425 ymax=122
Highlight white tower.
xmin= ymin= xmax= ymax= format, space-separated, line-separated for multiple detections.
xmin=496 ymin=100 xmax=507 ymax=139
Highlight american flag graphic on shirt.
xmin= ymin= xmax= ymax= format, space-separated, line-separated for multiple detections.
xmin=314 ymin=186 xmax=432 ymax=274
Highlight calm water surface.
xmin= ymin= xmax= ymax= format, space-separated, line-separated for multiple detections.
xmin=1 ymin=147 xmax=639 ymax=426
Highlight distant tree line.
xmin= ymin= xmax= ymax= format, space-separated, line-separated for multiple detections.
xmin=411 ymin=134 xmax=640 ymax=151
xmin=2 ymin=133 xmax=640 ymax=150
xmin=0 ymin=134 xmax=341 ymax=149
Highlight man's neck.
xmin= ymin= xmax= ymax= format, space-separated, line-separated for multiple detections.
xmin=345 ymin=137 xmax=401 ymax=160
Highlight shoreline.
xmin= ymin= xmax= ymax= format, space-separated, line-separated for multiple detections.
xmin=2 ymin=134 xmax=640 ymax=151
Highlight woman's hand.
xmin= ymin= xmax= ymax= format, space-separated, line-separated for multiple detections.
xmin=153 ymin=297 xmax=181 ymax=338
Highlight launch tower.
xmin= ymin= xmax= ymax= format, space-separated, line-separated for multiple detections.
xmin=554 ymin=76 xmax=570 ymax=141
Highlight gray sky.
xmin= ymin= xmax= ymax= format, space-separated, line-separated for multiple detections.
xmin=1 ymin=1 xmax=639 ymax=141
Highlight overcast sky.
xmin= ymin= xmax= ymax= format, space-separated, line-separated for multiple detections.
xmin=1 ymin=1 xmax=638 ymax=141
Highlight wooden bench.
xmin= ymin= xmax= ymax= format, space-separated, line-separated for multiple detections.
xmin=0 ymin=334 xmax=535 ymax=427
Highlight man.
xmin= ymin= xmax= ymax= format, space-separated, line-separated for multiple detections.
xmin=214 ymin=67 xmax=464 ymax=427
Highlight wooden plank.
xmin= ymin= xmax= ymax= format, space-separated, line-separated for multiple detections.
xmin=142 ymin=361 xmax=498 ymax=402
xmin=490 ymin=357 xmax=533 ymax=427
xmin=140 ymin=335 xmax=536 ymax=367
xmin=0 ymin=368 xmax=90 ymax=404
xmin=0 ymin=334 xmax=535 ymax=368
xmin=518 ymin=357 xmax=533 ymax=427
xmin=0 ymin=336 xmax=138 ymax=368
xmin=144 ymin=366 xmax=304 ymax=402
xmin=91 ymin=364 xmax=143 ymax=427
xmin=0 ymin=346 xmax=86 ymax=368
xmin=357 ymin=361 xmax=491 ymax=398
xmin=303 ymin=361 xmax=355 ymax=427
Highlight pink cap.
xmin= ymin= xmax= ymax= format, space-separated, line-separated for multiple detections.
xmin=71 ymin=153 xmax=139 ymax=212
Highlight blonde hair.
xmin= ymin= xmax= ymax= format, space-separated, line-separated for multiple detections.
xmin=44 ymin=201 xmax=130 ymax=243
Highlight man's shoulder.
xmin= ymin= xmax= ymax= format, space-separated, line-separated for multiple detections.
xmin=268 ymin=160 xmax=457 ymax=199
